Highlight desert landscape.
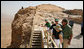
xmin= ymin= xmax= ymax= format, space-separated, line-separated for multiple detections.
xmin=1 ymin=16 xmax=13 ymax=48
xmin=1 ymin=4 xmax=83 ymax=48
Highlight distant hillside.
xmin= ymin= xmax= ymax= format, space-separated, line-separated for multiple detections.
xmin=1 ymin=13 xmax=14 ymax=23
xmin=63 ymin=9 xmax=83 ymax=16
xmin=36 ymin=4 xmax=65 ymax=12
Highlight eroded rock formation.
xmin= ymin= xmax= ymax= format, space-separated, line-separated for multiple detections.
xmin=8 ymin=6 xmax=36 ymax=48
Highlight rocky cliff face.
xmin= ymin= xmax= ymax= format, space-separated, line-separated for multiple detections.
xmin=8 ymin=6 xmax=36 ymax=48
xmin=8 ymin=4 xmax=67 ymax=48
xmin=63 ymin=9 xmax=83 ymax=16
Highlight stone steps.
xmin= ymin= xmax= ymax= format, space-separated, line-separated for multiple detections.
xmin=31 ymin=31 xmax=42 ymax=48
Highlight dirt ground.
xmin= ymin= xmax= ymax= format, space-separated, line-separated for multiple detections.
xmin=68 ymin=23 xmax=83 ymax=48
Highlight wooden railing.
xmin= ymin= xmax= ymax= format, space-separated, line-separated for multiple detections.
xmin=41 ymin=31 xmax=44 ymax=48
xmin=45 ymin=30 xmax=58 ymax=48
xmin=50 ymin=35 xmax=58 ymax=48
xmin=29 ymin=27 xmax=58 ymax=48
xmin=41 ymin=28 xmax=58 ymax=48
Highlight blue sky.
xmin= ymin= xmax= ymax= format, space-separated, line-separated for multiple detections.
xmin=1 ymin=1 xmax=83 ymax=17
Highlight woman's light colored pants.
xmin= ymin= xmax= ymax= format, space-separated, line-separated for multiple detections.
xmin=54 ymin=39 xmax=62 ymax=48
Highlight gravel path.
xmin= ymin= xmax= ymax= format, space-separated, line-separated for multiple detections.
xmin=68 ymin=23 xmax=83 ymax=48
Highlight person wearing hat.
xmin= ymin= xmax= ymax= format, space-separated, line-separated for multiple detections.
xmin=45 ymin=19 xmax=51 ymax=29
xmin=49 ymin=18 xmax=63 ymax=48
xmin=61 ymin=18 xmax=73 ymax=48
xmin=55 ymin=18 xmax=59 ymax=24
xmin=50 ymin=18 xmax=60 ymax=37
xmin=44 ymin=19 xmax=51 ymax=40
xmin=51 ymin=21 xmax=55 ymax=25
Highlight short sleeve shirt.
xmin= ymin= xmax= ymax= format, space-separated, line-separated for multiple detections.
xmin=62 ymin=24 xmax=72 ymax=39
xmin=45 ymin=22 xmax=51 ymax=28
xmin=50 ymin=24 xmax=62 ymax=39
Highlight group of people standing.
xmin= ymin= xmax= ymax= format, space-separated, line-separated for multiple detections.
xmin=44 ymin=18 xmax=73 ymax=48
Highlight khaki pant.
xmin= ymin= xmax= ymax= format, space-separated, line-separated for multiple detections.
xmin=63 ymin=39 xmax=69 ymax=48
